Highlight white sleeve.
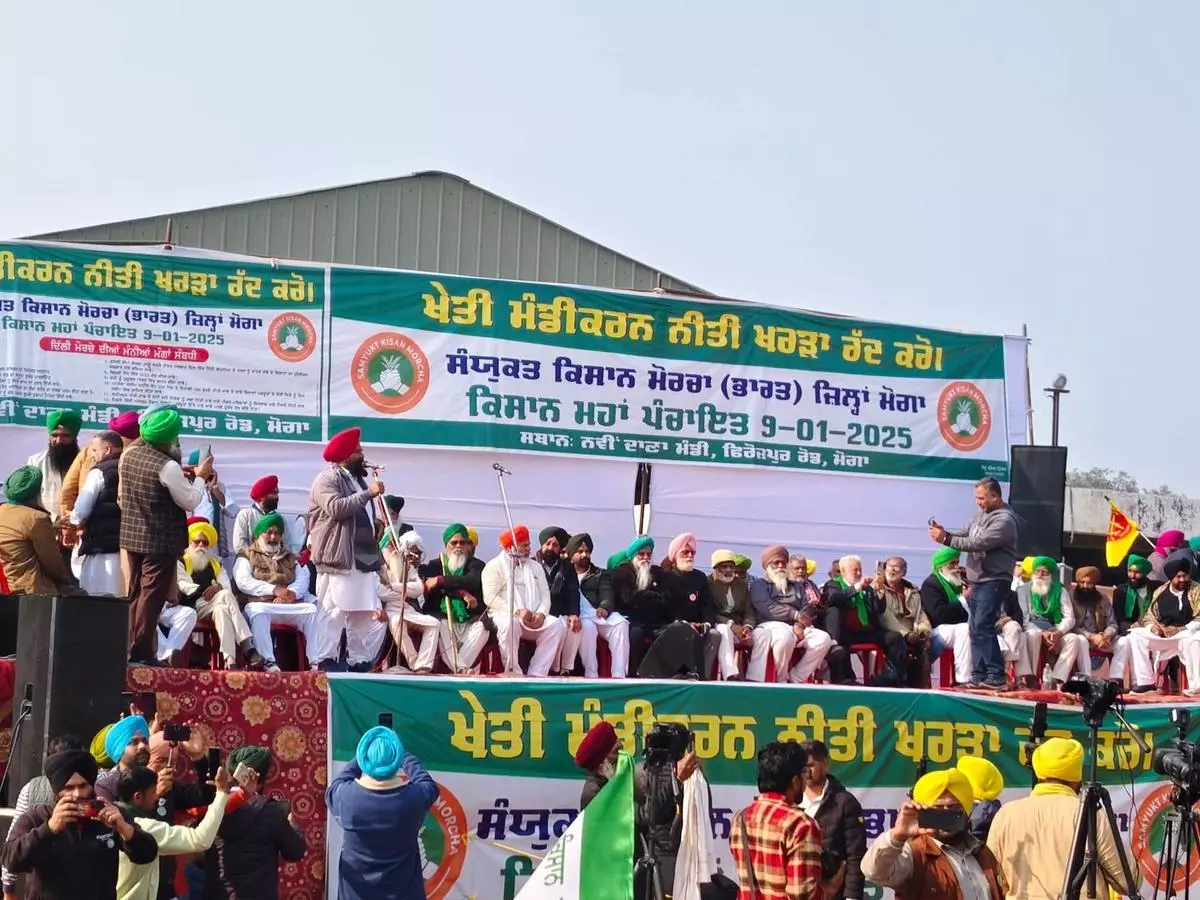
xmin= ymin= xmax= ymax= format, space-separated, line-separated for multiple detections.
xmin=232 ymin=557 xmax=277 ymax=598
xmin=177 ymin=561 xmax=200 ymax=594
xmin=1058 ymin=594 xmax=1076 ymax=633
xmin=406 ymin=572 xmax=424 ymax=601
xmin=482 ymin=560 xmax=507 ymax=614
xmin=289 ymin=564 xmax=310 ymax=597
xmin=70 ymin=468 xmax=105 ymax=526
xmin=160 ymin=460 xmax=206 ymax=511
xmin=533 ymin=567 xmax=552 ymax=616
xmin=232 ymin=509 xmax=252 ymax=553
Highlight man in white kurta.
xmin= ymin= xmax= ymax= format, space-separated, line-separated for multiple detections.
xmin=1015 ymin=557 xmax=1080 ymax=689
xmin=177 ymin=519 xmax=261 ymax=669
xmin=482 ymin=525 xmax=565 ymax=677
xmin=69 ymin=430 xmax=125 ymax=596
xmin=232 ymin=512 xmax=316 ymax=672
xmin=1126 ymin=553 xmax=1200 ymax=695
xmin=376 ymin=529 xmax=441 ymax=673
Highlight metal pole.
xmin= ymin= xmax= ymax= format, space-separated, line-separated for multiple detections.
xmin=1051 ymin=390 xmax=1061 ymax=447
xmin=493 ymin=464 xmax=519 ymax=675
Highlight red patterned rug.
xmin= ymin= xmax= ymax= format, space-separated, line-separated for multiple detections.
xmin=126 ymin=666 xmax=327 ymax=900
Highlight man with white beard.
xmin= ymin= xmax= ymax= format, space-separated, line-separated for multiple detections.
xmin=1015 ymin=556 xmax=1079 ymax=689
xmin=232 ymin=512 xmax=317 ymax=672
xmin=919 ymin=547 xmax=974 ymax=685
xmin=482 ymin=524 xmax=565 ymax=676
xmin=611 ymin=536 xmax=673 ymax=675
xmin=659 ymin=533 xmax=722 ymax=679
xmin=177 ymin=518 xmax=263 ymax=669
xmin=563 ymin=532 xmax=630 ymax=678
xmin=377 ymin=529 xmax=441 ymax=673
xmin=708 ymin=549 xmax=767 ymax=681
xmin=749 ymin=544 xmax=836 ymax=684
xmin=421 ymin=524 xmax=489 ymax=674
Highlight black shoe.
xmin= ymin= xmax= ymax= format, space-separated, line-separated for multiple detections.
xmin=827 ymin=646 xmax=847 ymax=664
xmin=245 ymin=648 xmax=266 ymax=670
xmin=347 ymin=661 xmax=374 ymax=674
xmin=1131 ymin=684 xmax=1157 ymax=694
xmin=315 ymin=659 xmax=348 ymax=673
xmin=128 ymin=658 xmax=164 ymax=668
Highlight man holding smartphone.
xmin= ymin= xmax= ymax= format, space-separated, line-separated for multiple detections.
xmin=861 ymin=768 xmax=1005 ymax=900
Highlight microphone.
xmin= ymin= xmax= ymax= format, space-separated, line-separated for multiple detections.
xmin=363 ymin=460 xmax=386 ymax=472
xmin=493 ymin=464 xmax=512 ymax=476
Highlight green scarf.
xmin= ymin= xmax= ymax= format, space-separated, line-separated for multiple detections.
xmin=1122 ymin=584 xmax=1146 ymax=621
xmin=835 ymin=576 xmax=870 ymax=627
xmin=439 ymin=552 xmax=468 ymax=623
xmin=441 ymin=552 xmax=464 ymax=577
xmin=934 ymin=571 xmax=962 ymax=606
xmin=1030 ymin=581 xmax=1064 ymax=625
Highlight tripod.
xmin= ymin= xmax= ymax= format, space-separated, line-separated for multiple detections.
xmin=1149 ymin=787 xmax=1200 ymax=900
xmin=634 ymin=833 xmax=667 ymax=900
xmin=1060 ymin=721 xmax=1140 ymax=900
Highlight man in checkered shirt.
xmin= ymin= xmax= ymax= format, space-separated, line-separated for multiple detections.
xmin=731 ymin=741 xmax=844 ymax=900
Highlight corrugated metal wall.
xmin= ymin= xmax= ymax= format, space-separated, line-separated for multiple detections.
xmin=29 ymin=171 xmax=706 ymax=294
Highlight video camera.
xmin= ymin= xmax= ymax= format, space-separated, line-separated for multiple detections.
xmin=1061 ymin=675 xmax=1121 ymax=727
xmin=1151 ymin=709 xmax=1200 ymax=802
xmin=643 ymin=722 xmax=691 ymax=770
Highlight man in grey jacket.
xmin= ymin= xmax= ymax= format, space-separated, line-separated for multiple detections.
xmin=305 ymin=427 xmax=387 ymax=672
xmin=929 ymin=477 xmax=1019 ymax=690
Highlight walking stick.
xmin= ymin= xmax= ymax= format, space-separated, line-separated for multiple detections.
xmin=369 ymin=464 xmax=404 ymax=669
xmin=493 ymin=463 xmax=520 ymax=676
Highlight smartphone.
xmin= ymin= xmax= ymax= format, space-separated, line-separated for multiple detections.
xmin=378 ymin=712 xmax=394 ymax=729
xmin=917 ymin=807 xmax=966 ymax=833
xmin=84 ymin=799 xmax=104 ymax=818
xmin=233 ymin=762 xmax=255 ymax=787
xmin=121 ymin=691 xmax=157 ymax=722
xmin=164 ymin=723 xmax=191 ymax=743
xmin=875 ymin=560 xmax=886 ymax=576
xmin=208 ymin=747 xmax=221 ymax=773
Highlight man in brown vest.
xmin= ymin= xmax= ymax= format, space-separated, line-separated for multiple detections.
xmin=861 ymin=768 xmax=1005 ymax=900
xmin=119 ymin=407 xmax=210 ymax=666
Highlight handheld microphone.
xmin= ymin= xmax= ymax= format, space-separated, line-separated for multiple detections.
xmin=493 ymin=463 xmax=512 ymax=476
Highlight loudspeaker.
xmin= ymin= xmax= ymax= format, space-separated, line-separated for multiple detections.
xmin=1009 ymin=445 xmax=1068 ymax=560
xmin=0 ymin=594 xmax=18 ymax=657
xmin=12 ymin=595 xmax=129 ymax=796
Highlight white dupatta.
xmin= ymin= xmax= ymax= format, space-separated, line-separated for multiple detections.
xmin=673 ymin=767 xmax=718 ymax=900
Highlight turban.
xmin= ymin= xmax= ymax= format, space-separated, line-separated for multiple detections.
xmin=323 ymin=427 xmax=361 ymax=463
xmin=188 ymin=519 xmax=218 ymax=548
xmin=140 ymin=407 xmax=182 ymax=445
xmin=443 ymin=523 xmax=469 ymax=546
xmin=1189 ymin=536 xmax=1200 ymax=552
xmin=46 ymin=409 xmax=83 ymax=436
xmin=565 ymin=533 xmax=593 ymax=557
xmin=1164 ymin=550 xmax=1192 ymax=580
xmin=4 ymin=465 xmax=42 ymax=503
xmin=228 ymin=745 xmax=272 ymax=780
xmin=626 ymin=536 xmax=654 ymax=558
xmin=499 ymin=525 xmax=531 ymax=549
xmin=539 ymin=526 xmax=570 ymax=548
xmin=711 ymin=549 xmax=736 ymax=567
xmin=396 ymin=530 xmax=424 ymax=554
xmin=109 ymin=411 xmax=140 ymax=440
xmin=384 ymin=495 xmax=404 ymax=515
xmin=1032 ymin=556 xmax=1058 ymax=578
xmin=957 ymin=755 xmax=1004 ymax=802
xmin=667 ymin=533 xmax=697 ymax=561
xmin=806 ymin=559 xmax=817 ymax=576
xmin=104 ymin=715 xmax=149 ymax=765
xmin=574 ymin=721 xmax=619 ymax=770
xmin=250 ymin=475 xmax=279 ymax=503
xmin=606 ymin=551 xmax=629 ymax=569
xmin=466 ymin=527 xmax=478 ymax=546
xmin=254 ymin=511 xmax=285 ymax=539
xmin=1075 ymin=566 xmax=1101 ymax=583
xmin=186 ymin=449 xmax=201 ymax=467
xmin=1156 ymin=530 xmax=1186 ymax=556
xmin=90 ymin=725 xmax=114 ymax=768
xmin=1032 ymin=737 xmax=1084 ymax=783
xmin=1127 ymin=555 xmax=1152 ymax=575
xmin=733 ymin=554 xmax=752 ymax=571
xmin=932 ymin=546 xmax=961 ymax=571
xmin=761 ymin=544 xmax=789 ymax=569
xmin=1020 ymin=557 xmax=1035 ymax=579
xmin=912 ymin=768 xmax=974 ymax=813
xmin=356 ymin=725 xmax=405 ymax=780
xmin=45 ymin=750 xmax=98 ymax=794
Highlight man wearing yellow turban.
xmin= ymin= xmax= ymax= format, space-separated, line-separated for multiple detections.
xmin=957 ymin=755 xmax=1005 ymax=841
xmin=862 ymin=767 xmax=1005 ymax=900
xmin=1014 ymin=557 xmax=1081 ymax=690
xmin=987 ymin=738 xmax=1138 ymax=900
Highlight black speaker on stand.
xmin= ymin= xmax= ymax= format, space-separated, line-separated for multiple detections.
xmin=1008 ymin=445 xmax=1069 ymax=560
xmin=12 ymin=594 xmax=129 ymax=796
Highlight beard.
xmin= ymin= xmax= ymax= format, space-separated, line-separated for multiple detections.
xmin=675 ymin=557 xmax=695 ymax=574
xmin=261 ymin=497 xmax=279 ymax=513
xmin=1076 ymin=586 xmax=1101 ymax=605
xmin=345 ymin=458 xmax=368 ymax=478
xmin=184 ymin=547 xmax=211 ymax=571
xmin=633 ymin=557 xmax=652 ymax=591
xmin=258 ymin=539 xmax=283 ymax=558
xmin=596 ymin=757 xmax=617 ymax=781
xmin=1031 ymin=576 xmax=1052 ymax=597
xmin=713 ymin=570 xmax=735 ymax=584
xmin=767 ymin=569 xmax=789 ymax=594
xmin=47 ymin=441 xmax=79 ymax=477
xmin=939 ymin=566 xmax=963 ymax=587
xmin=1128 ymin=575 xmax=1144 ymax=589
xmin=445 ymin=549 xmax=468 ymax=571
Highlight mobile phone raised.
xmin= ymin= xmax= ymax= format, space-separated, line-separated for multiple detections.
xmin=917 ymin=807 xmax=966 ymax=833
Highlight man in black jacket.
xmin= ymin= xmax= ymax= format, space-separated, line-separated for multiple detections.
xmin=660 ymin=533 xmax=722 ymax=680
xmin=421 ymin=523 xmax=489 ymax=673
xmin=821 ymin=555 xmax=907 ymax=686
xmin=538 ymin=525 xmax=583 ymax=675
xmin=798 ymin=740 xmax=866 ymax=900
xmin=920 ymin=546 xmax=973 ymax=686
xmin=1109 ymin=554 xmax=1160 ymax=687
xmin=566 ymin=533 xmax=630 ymax=677
xmin=1 ymin=749 xmax=158 ymax=900
xmin=612 ymin=536 xmax=675 ymax=676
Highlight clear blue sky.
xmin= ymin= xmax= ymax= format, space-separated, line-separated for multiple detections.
xmin=3 ymin=2 xmax=1195 ymax=491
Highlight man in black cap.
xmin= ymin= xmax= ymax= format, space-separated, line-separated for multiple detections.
xmin=1 ymin=749 xmax=158 ymax=900
xmin=565 ymin=532 xmax=630 ymax=677
xmin=537 ymin=525 xmax=582 ymax=675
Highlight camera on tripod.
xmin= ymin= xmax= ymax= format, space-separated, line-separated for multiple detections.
xmin=1152 ymin=709 xmax=1200 ymax=801
xmin=1061 ymin=675 xmax=1121 ymax=727
xmin=643 ymin=722 xmax=692 ymax=770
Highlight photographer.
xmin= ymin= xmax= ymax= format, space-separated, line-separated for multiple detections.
xmin=987 ymin=738 xmax=1138 ymax=900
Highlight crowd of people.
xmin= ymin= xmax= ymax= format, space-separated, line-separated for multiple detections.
xmin=2 ymin=408 xmax=1200 ymax=694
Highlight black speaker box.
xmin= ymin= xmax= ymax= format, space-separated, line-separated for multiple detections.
xmin=0 ymin=593 xmax=18 ymax=657
xmin=1009 ymin=445 xmax=1069 ymax=560
xmin=12 ymin=594 xmax=129 ymax=796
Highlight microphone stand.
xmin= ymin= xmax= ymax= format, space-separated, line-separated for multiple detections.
xmin=0 ymin=684 xmax=33 ymax=801
xmin=493 ymin=464 xmax=519 ymax=676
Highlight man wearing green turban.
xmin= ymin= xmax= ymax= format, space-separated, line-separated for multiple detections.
xmin=1014 ymin=556 xmax=1081 ymax=689
xmin=0 ymin=465 xmax=80 ymax=595
xmin=25 ymin=409 xmax=84 ymax=541
xmin=120 ymin=405 xmax=216 ymax=665
xmin=1108 ymin=554 xmax=1158 ymax=686
xmin=421 ymin=523 xmax=488 ymax=674
xmin=919 ymin=546 xmax=973 ymax=686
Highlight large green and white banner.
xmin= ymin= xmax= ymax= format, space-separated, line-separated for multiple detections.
xmin=1 ymin=240 xmax=1015 ymax=482
xmin=327 ymin=676 xmax=1200 ymax=900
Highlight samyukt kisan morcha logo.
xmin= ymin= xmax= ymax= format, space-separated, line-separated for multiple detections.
xmin=266 ymin=313 xmax=317 ymax=363
xmin=1130 ymin=784 xmax=1200 ymax=894
xmin=937 ymin=381 xmax=992 ymax=453
xmin=351 ymin=331 xmax=430 ymax=415
xmin=417 ymin=784 xmax=469 ymax=900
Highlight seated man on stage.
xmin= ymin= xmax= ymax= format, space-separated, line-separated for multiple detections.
xmin=232 ymin=512 xmax=317 ymax=672
xmin=1069 ymin=565 xmax=1117 ymax=677
xmin=378 ymin=529 xmax=440 ymax=673
xmin=564 ymin=532 xmax=630 ymax=678
xmin=748 ymin=544 xmax=835 ymax=684
xmin=920 ymin=547 xmax=973 ymax=686
xmin=422 ymin=524 xmax=489 ymax=674
xmin=660 ymin=533 xmax=722 ymax=680
xmin=1126 ymin=552 xmax=1200 ymax=696
xmin=177 ymin=518 xmax=263 ymax=670
xmin=822 ymin=555 xmax=908 ymax=686
xmin=709 ymin=548 xmax=763 ymax=681
xmin=537 ymin=525 xmax=583 ymax=676
xmin=876 ymin=556 xmax=933 ymax=688
xmin=1015 ymin=557 xmax=1079 ymax=690
xmin=232 ymin=474 xmax=298 ymax=554
xmin=0 ymin=465 xmax=81 ymax=596
xmin=1108 ymin=555 xmax=1158 ymax=687
xmin=482 ymin=525 xmax=565 ymax=677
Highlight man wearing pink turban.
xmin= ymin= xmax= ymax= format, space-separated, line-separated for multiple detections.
xmin=1149 ymin=529 xmax=1186 ymax=583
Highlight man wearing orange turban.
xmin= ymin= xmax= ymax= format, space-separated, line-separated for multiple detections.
xmin=481 ymin=524 xmax=564 ymax=676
